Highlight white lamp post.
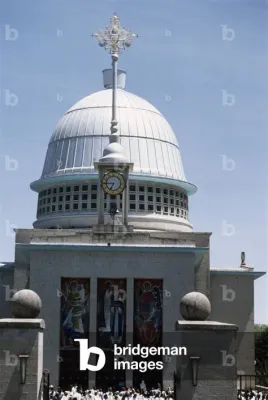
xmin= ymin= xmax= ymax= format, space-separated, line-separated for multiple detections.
xmin=19 ymin=355 xmax=29 ymax=385
xmin=190 ymin=356 xmax=200 ymax=387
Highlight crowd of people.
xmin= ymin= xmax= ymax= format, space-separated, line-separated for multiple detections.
xmin=49 ymin=381 xmax=268 ymax=400
xmin=237 ymin=390 xmax=268 ymax=400
xmin=48 ymin=384 xmax=268 ymax=400
xmin=48 ymin=383 xmax=174 ymax=400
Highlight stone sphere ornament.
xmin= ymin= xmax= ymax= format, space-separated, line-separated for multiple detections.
xmin=180 ymin=291 xmax=211 ymax=321
xmin=11 ymin=289 xmax=42 ymax=318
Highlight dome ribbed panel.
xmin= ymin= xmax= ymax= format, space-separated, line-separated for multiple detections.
xmin=141 ymin=107 xmax=154 ymax=140
xmin=54 ymin=140 xmax=63 ymax=169
xmin=41 ymin=89 xmax=187 ymax=181
xmin=82 ymin=137 xmax=93 ymax=168
xmin=121 ymin=137 xmax=130 ymax=163
xmin=74 ymin=137 xmax=84 ymax=168
xmin=139 ymin=138 xmax=150 ymax=173
xmin=148 ymin=140 xmax=158 ymax=175
xmin=169 ymin=145 xmax=177 ymax=178
xmin=163 ymin=142 xmax=172 ymax=177
xmin=154 ymin=141 xmax=165 ymax=176
xmin=130 ymin=137 xmax=141 ymax=171
xmin=148 ymin=110 xmax=160 ymax=141
xmin=93 ymin=137 xmax=102 ymax=164
xmin=42 ymin=145 xmax=53 ymax=176
xmin=66 ymin=138 xmax=76 ymax=168
xmin=117 ymin=107 xmax=127 ymax=136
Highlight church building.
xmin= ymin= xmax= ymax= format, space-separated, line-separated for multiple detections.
xmin=0 ymin=14 xmax=265 ymax=390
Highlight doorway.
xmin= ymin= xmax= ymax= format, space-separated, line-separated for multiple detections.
xmin=96 ymin=351 xmax=126 ymax=390
xmin=132 ymin=355 xmax=162 ymax=390
xmin=59 ymin=350 xmax=88 ymax=391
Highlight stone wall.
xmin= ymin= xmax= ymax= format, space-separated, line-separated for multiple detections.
xmin=176 ymin=321 xmax=238 ymax=400
xmin=28 ymin=249 xmax=196 ymax=387
xmin=11 ymin=228 xmax=212 ymax=387
xmin=0 ymin=319 xmax=44 ymax=400
xmin=210 ymin=274 xmax=255 ymax=374
xmin=0 ymin=266 xmax=14 ymax=318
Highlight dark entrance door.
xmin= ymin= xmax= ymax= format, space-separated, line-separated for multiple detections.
xmin=59 ymin=350 xmax=88 ymax=391
xmin=96 ymin=351 xmax=125 ymax=391
xmin=132 ymin=356 xmax=163 ymax=390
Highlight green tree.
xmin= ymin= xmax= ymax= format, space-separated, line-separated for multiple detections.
xmin=255 ymin=324 xmax=268 ymax=386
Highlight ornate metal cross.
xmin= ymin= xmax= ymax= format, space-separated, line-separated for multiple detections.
xmin=92 ymin=13 xmax=137 ymax=55
xmin=92 ymin=14 xmax=138 ymax=138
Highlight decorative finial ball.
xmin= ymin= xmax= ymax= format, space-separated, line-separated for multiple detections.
xmin=180 ymin=291 xmax=211 ymax=321
xmin=10 ymin=289 xmax=42 ymax=318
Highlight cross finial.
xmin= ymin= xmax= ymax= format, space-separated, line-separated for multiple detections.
xmin=92 ymin=14 xmax=138 ymax=56
xmin=92 ymin=15 xmax=138 ymax=149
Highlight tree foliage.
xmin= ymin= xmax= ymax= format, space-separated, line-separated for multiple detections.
xmin=255 ymin=324 xmax=268 ymax=386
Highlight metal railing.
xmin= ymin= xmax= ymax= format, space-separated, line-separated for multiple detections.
xmin=237 ymin=375 xmax=268 ymax=391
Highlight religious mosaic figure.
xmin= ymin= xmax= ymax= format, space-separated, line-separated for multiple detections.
xmin=98 ymin=280 xmax=126 ymax=346
xmin=99 ymin=281 xmax=113 ymax=333
xmin=60 ymin=279 xmax=89 ymax=348
xmin=110 ymin=289 xmax=126 ymax=344
xmin=134 ymin=280 xmax=163 ymax=346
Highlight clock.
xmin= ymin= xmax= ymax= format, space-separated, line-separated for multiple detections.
xmin=101 ymin=170 xmax=126 ymax=195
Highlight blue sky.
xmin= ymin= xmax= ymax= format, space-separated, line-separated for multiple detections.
xmin=1 ymin=0 xmax=267 ymax=323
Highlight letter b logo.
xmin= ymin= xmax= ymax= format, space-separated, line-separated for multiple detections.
xmin=221 ymin=350 xmax=235 ymax=366
xmin=221 ymin=285 xmax=235 ymax=302
xmin=74 ymin=340 xmax=106 ymax=371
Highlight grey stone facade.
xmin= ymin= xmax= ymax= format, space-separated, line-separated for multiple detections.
xmin=175 ymin=321 xmax=238 ymax=400
xmin=0 ymin=228 xmax=265 ymax=388
xmin=0 ymin=319 xmax=45 ymax=400
xmin=210 ymin=274 xmax=256 ymax=375
xmin=0 ymin=265 xmax=14 ymax=318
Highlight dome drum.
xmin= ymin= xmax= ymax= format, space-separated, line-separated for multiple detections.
xmin=33 ymin=214 xmax=193 ymax=232
xmin=33 ymin=180 xmax=191 ymax=232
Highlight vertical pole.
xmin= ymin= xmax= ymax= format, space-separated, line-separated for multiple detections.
xmin=112 ymin=56 xmax=117 ymax=125
xmin=122 ymin=170 xmax=129 ymax=226
xmin=110 ymin=54 xmax=119 ymax=140
xmin=98 ymin=168 xmax=105 ymax=225
xmin=88 ymin=277 xmax=97 ymax=388
xmin=125 ymin=278 xmax=134 ymax=387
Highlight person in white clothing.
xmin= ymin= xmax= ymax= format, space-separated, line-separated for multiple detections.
xmin=61 ymin=392 xmax=71 ymax=400
xmin=140 ymin=381 xmax=146 ymax=393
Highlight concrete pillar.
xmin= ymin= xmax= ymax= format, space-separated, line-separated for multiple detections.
xmin=88 ymin=277 xmax=98 ymax=388
xmin=0 ymin=319 xmax=45 ymax=400
xmin=30 ymin=274 xmax=60 ymax=388
xmin=125 ymin=278 xmax=134 ymax=387
xmin=13 ymin=260 xmax=29 ymax=292
xmin=162 ymin=263 xmax=195 ymax=390
xmin=175 ymin=321 xmax=238 ymax=400
xmin=194 ymin=254 xmax=210 ymax=299
xmin=193 ymin=234 xmax=211 ymax=299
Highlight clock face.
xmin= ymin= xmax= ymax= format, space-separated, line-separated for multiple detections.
xmin=101 ymin=171 xmax=126 ymax=195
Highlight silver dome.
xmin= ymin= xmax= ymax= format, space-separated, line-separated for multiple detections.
xmin=31 ymin=69 xmax=196 ymax=232
xmin=40 ymin=75 xmax=187 ymax=184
